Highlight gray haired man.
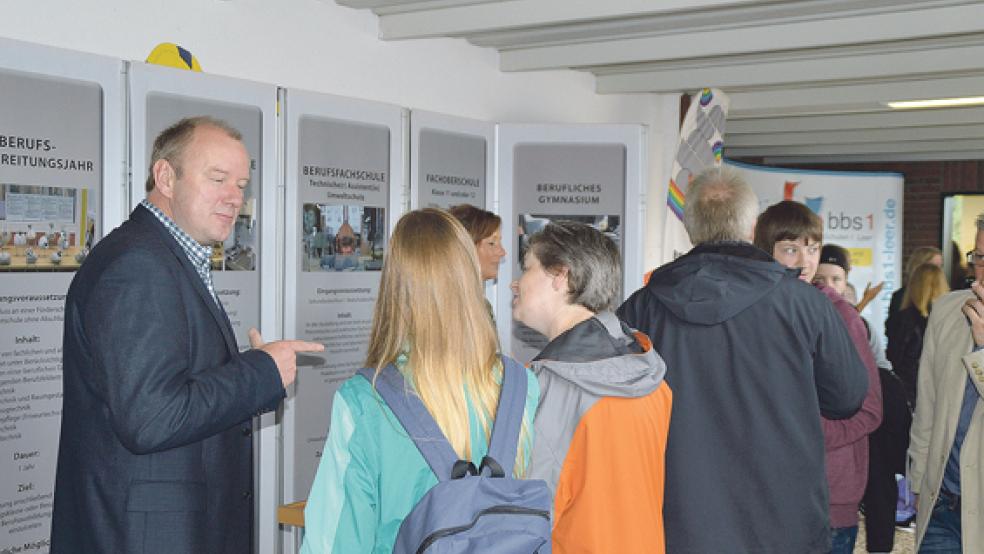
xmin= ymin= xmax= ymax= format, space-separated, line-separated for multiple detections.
xmin=908 ymin=213 xmax=984 ymax=552
xmin=618 ymin=167 xmax=867 ymax=554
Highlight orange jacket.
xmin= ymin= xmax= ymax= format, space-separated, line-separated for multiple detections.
xmin=528 ymin=313 xmax=672 ymax=553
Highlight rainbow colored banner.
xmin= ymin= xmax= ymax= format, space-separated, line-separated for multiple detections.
xmin=660 ymin=88 xmax=730 ymax=263
xmin=667 ymin=179 xmax=685 ymax=221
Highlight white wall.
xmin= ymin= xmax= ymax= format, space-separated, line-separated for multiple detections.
xmin=1 ymin=0 xmax=678 ymax=268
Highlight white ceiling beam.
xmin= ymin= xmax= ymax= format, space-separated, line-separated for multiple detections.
xmin=374 ymin=0 xmax=768 ymax=39
xmin=727 ymin=75 xmax=984 ymax=115
xmin=726 ymin=124 xmax=984 ymax=147
xmin=728 ymin=107 xmax=984 ymax=133
xmin=726 ymin=138 xmax=984 ymax=158
xmin=498 ymin=3 xmax=984 ymax=72
xmin=469 ymin=0 xmax=938 ymax=49
xmin=594 ymin=42 xmax=984 ymax=94
xmin=337 ymin=0 xmax=502 ymax=9
xmin=758 ymin=150 xmax=984 ymax=163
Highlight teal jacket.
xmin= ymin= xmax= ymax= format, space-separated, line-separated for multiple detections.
xmin=300 ymin=367 xmax=539 ymax=554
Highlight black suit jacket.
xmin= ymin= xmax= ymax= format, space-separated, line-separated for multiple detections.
xmin=51 ymin=204 xmax=284 ymax=554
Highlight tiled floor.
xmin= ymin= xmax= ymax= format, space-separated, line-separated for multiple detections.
xmin=854 ymin=517 xmax=915 ymax=553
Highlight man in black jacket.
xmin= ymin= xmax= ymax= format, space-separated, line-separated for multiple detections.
xmin=51 ymin=117 xmax=323 ymax=554
xmin=618 ymin=167 xmax=868 ymax=554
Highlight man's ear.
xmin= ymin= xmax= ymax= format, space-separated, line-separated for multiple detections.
xmin=152 ymin=159 xmax=176 ymax=199
xmin=551 ymin=268 xmax=569 ymax=292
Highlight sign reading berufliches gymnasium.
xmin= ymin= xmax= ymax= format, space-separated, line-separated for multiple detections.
xmin=0 ymin=38 xmax=124 ymax=553
xmin=728 ymin=160 xmax=903 ymax=341
xmin=130 ymin=62 xmax=273 ymax=350
xmin=511 ymin=143 xmax=626 ymax=361
xmin=283 ymin=90 xmax=404 ymax=509
xmin=411 ymin=110 xmax=492 ymax=211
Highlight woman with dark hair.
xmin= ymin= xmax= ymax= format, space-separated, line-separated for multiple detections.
xmin=448 ymin=203 xmax=506 ymax=282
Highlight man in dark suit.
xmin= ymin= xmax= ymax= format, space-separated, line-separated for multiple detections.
xmin=51 ymin=117 xmax=323 ymax=554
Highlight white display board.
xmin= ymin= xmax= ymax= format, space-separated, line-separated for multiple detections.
xmin=281 ymin=88 xmax=406 ymax=551
xmin=410 ymin=110 xmax=497 ymax=305
xmin=127 ymin=62 xmax=280 ymax=554
xmin=496 ymin=124 xmax=647 ymax=363
xmin=0 ymin=37 xmax=124 ymax=553
xmin=728 ymin=160 xmax=904 ymax=340
xmin=410 ymin=110 xmax=494 ymax=212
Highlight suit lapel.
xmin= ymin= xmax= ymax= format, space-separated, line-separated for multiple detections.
xmin=131 ymin=205 xmax=240 ymax=353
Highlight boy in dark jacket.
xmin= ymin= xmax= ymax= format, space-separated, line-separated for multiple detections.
xmin=755 ymin=208 xmax=882 ymax=554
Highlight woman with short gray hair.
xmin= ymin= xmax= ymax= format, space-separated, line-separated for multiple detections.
xmin=512 ymin=220 xmax=673 ymax=553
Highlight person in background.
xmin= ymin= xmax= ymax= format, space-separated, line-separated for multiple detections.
xmin=825 ymin=252 xmax=914 ymax=554
xmin=862 ymin=263 xmax=948 ymax=554
xmin=449 ymin=203 xmax=506 ymax=283
xmin=512 ymin=221 xmax=672 ymax=553
xmin=618 ymin=167 xmax=867 ymax=554
xmin=754 ymin=216 xmax=881 ymax=554
xmin=300 ymin=209 xmax=538 ymax=553
xmin=909 ymin=215 xmax=984 ymax=552
xmin=51 ymin=116 xmax=323 ymax=554
xmin=886 ymin=263 xmax=949 ymax=402
xmin=889 ymin=246 xmax=943 ymax=317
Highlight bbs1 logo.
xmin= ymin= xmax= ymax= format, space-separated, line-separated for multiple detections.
xmin=827 ymin=211 xmax=873 ymax=231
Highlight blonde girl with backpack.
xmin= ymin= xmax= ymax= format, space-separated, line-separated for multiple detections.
xmin=301 ymin=208 xmax=541 ymax=554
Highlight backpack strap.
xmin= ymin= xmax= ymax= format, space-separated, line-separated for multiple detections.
xmin=481 ymin=356 xmax=528 ymax=478
xmin=357 ymin=366 xmax=460 ymax=482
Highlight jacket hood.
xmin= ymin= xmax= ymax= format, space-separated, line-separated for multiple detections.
xmin=529 ymin=312 xmax=666 ymax=398
xmin=645 ymin=241 xmax=797 ymax=325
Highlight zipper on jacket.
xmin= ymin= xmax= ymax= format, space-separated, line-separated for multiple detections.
xmin=416 ymin=505 xmax=550 ymax=554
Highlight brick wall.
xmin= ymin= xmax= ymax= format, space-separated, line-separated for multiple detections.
xmin=733 ymin=159 xmax=984 ymax=270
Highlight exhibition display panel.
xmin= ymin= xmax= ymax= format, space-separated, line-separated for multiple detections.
xmin=281 ymin=87 xmax=406 ymax=552
xmin=409 ymin=110 xmax=494 ymax=212
xmin=410 ymin=110 xmax=496 ymax=306
xmin=0 ymin=38 xmax=125 ymax=553
xmin=128 ymin=62 xmax=278 ymax=350
xmin=496 ymin=124 xmax=646 ymax=363
xmin=128 ymin=62 xmax=281 ymax=553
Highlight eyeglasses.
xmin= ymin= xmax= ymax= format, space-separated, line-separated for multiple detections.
xmin=966 ymin=251 xmax=984 ymax=266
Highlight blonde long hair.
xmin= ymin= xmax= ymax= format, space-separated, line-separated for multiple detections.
xmin=904 ymin=246 xmax=942 ymax=283
xmin=366 ymin=208 xmax=528 ymax=475
xmin=901 ymin=262 xmax=949 ymax=317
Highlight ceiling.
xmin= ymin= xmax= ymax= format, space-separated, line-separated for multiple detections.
xmin=336 ymin=0 xmax=984 ymax=164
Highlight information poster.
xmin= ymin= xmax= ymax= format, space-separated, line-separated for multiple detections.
xmin=496 ymin=125 xmax=645 ymax=363
xmin=410 ymin=110 xmax=493 ymax=211
xmin=728 ymin=160 xmax=903 ymax=340
xmin=128 ymin=63 xmax=279 ymax=552
xmin=0 ymin=39 xmax=123 ymax=554
xmin=512 ymin=143 xmax=626 ymax=360
xmin=410 ymin=110 xmax=496 ymax=307
xmin=283 ymin=91 xmax=404 ymax=511
xmin=130 ymin=63 xmax=275 ymax=349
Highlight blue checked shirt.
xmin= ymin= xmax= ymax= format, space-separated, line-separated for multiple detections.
xmin=141 ymin=199 xmax=218 ymax=305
